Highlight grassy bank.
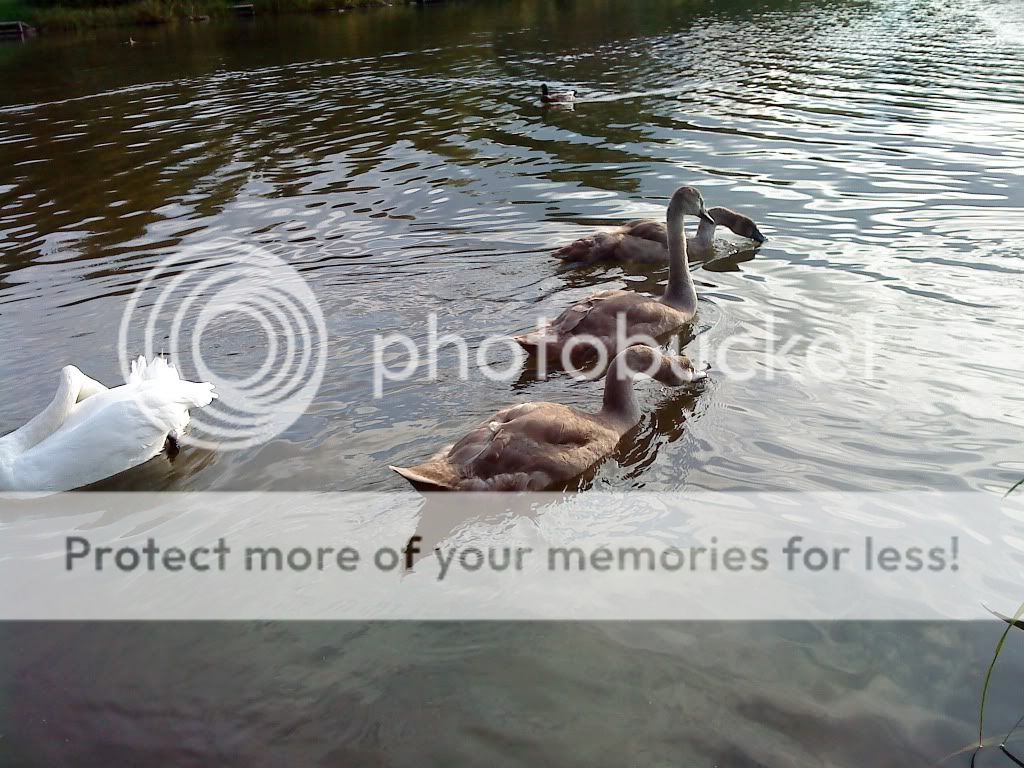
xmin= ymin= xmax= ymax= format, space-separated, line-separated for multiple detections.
xmin=0 ymin=0 xmax=397 ymax=32
xmin=0 ymin=0 xmax=34 ymax=23
xmin=25 ymin=0 xmax=220 ymax=30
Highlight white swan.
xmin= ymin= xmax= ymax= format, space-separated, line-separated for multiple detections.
xmin=0 ymin=357 xmax=216 ymax=493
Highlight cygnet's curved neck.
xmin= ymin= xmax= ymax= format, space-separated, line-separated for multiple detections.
xmin=601 ymin=346 xmax=701 ymax=429
xmin=693 ymin=217 xmax=716 ymax=250
xmin=601 ymin=357 xmax=642 ymax=428
xmin=601 ymin=346 xmax=671 ymax=427
xmin=663 ymin=205 xmax=697 ymax=313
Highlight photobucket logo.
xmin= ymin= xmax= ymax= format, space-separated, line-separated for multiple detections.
xmin=371 ymin=312 xmax=878 ymax=396
xmin=373 ymin=316 xmax=529 ymax=397
xmin=372 ymin=314 xmax=692 ymax=396
xmin=118 ymin=239 xmax=327 ymax=450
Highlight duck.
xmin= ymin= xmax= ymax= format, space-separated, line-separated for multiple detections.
xmin=554 ymin=206 xmax=766 ymax=265
xmin=514 ymin=185 xmax=713 ymax=363
xmin=0 ymin=357 xmax=216 ymax=493
xmin=390 ymin=345 xmax=707 ymax=491
xmin=541 ymin=84 xmax=576 ymax=104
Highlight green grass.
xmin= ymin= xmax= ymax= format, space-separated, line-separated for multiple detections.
xmin=250 ymin=0 xmax=382 ymax=13
xmin=0 ymin=0 xmax=206 ymax=28
xmin=979 ymin=603 xmax=1024 ymax=744
xmin=1007 ymin=477 xmax=1024 ymax=499
xmin=970 ymin=480 xmax=1024 ymax=762
xmin=26 ymin=0 xmax=221 ymax=30
xmin=0 ymin=0 xmax=34 ymax=22
xmin=1 ymin=0 xmax=396 ymax=30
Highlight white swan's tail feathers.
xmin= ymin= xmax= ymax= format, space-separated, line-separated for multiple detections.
xmin=125 ymin=357 xmax=217 ymax=441
xmin=183 ymin=381 xmax=217 ymax=409
xmin=127 ymin=355 xmax=216 ymax=408
xmin=170 ymin=383 xmax=216 ymax=441
xmin=144 ymin=381 xmax=217 ymax=441
xmin=128 ymin=355 xmax=182 ymax=384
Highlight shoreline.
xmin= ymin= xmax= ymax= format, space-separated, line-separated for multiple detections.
xmin=0 ymin=0 xmax=415 ymax=34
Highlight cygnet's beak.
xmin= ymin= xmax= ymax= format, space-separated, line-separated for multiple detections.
xmin=750 ymin=226 xmax=767 ymax=244
xmin=699 ymin=207 xmax=716 ymax=225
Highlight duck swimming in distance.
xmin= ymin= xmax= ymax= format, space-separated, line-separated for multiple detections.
xmin=541 ymin=84 xmax=577 ymax=104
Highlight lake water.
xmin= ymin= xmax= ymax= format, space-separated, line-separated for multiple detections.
xmin=2 ymin=0 xmax=1024 ymax=764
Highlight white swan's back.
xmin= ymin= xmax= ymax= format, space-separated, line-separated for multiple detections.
xmin=0 ymin=358 xmax=216 ymax=493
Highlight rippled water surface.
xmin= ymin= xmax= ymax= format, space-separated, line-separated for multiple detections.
xmin=2 ymin=0 xmax=1024 ymax=764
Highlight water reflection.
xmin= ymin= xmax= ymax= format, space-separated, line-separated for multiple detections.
xmin=2 ymin=0 xmax=1022 ymax=494
xmin=2 ymin=1 xmax=1024 ymax=759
